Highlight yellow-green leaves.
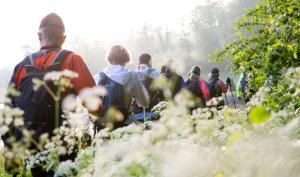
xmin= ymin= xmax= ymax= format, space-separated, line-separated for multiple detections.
xmin=249 ymin=105 xmax=271 ymax=123
xmin=226 ymin=131 xmax=243 ymax=147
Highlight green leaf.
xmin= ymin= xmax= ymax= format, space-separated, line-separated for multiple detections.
xmin=249 ymin=105 xmax=271 ymax=123
xmin=268 ymin=16 xmax=275 ymax=24
xmin=294 ymin=51 xmax=298 ymax=59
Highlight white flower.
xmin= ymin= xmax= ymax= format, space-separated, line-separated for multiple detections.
xmin=32 ymin=78 xmax=43 ymax=91
xmin=14 ymin=118 xmax=24 ymax=127
xmin=84 ymin=97 xmax=102 ymax=112
xmin=62 ymin=94 xmax=77 ymax=111
xmin=44 ymin=71 xmax=62 ymax=81
xmin=0 ymin=137 xmax=4 ymax=151
xmin=44 ymin=70 xmax=78 ymax=81
xmin=67 ymin=112 xmax=91 ymax=128
xmin=79 ymin=87 xmax=107 ymax=111
xmin=62 ymin=70 xmax=79 ymax=79
xmin=0 ymin=126 xmax=9 ymax=135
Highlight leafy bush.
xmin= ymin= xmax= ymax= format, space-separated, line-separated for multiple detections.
xmin=213 ymin=0 xmax=300 ymax=110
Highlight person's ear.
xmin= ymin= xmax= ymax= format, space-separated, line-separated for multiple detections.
xmin=149 ymin=59 xmax=152 ymax=68
xmin=38 ymin=33 xmax=42 ymax=42
xmin=61 ymin=35 xmax=66 ymax=44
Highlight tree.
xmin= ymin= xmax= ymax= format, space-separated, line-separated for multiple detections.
xmin=214 ymin=0 xmax=300 ymax=91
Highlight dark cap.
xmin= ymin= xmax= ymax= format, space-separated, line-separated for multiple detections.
xmin=39 ymin=13 xmax=65 ymax=32
xmin=191 ymin=65 xmax=201 ymax=76
xmin=211 ymin=68 xmax=219 ymax=74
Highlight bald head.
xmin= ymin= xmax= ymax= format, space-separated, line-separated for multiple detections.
xmin=38 ymin=13 xmax=66 ymax=48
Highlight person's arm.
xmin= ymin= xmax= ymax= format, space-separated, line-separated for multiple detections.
xmin=217 ymin=80 xmax=227 ymax=94
xmin=132 ymin=72 xmax=150 ymax=108
xmin=8 ymin=62 xmax=26 ymax=107
xmin=63 ymin=53 xmax=96 ymax=95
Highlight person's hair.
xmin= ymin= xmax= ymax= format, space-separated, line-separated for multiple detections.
xmin=161 ymin=65 xmax=173 ymax=78
xmin=189 ymin=72 xmax=199 ymax=81
xmin=39 ymin=27 xmax=64 ymax=46
xmin=190 ymin=65 xmax=201 ymax=76
xmin=210 ymin=67 xmax=220 ymax=78
xmin=106 ymin=45 xmax=131 ymax=65
xmin=139 ymin=53 xmax=151 ymax=65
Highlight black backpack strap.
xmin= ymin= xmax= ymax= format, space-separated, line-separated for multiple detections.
xmin=98 ymin=72 xmax=110 ymax=86
xmin=24 ymin=54 xmax=36 ymax=73
xmin=50 ymin=50 xmax=72 ymax=67
xmin=24 ymin=49 xmax=70 ymax=72
xmin=29 ymin=54 xmax=35 ymax=66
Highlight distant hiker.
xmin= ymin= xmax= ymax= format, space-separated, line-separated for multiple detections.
xmin=207 ymin=68 xmax=227 ymax=107
xmin=236 ymin=72 xmax=249 ymax=102
xmin=160 ymin=64 xmax=186 ymax=98
xmin=133 ymin=53 xmax=163 ymax=120
xmin=185 ymin=65 xmax=210 ymax=107
xmin=9 ymin=13 xmax=95 ymax=140
xmin=94 ymin=45 xmax=149 ymax=127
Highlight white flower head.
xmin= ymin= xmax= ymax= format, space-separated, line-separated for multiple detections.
xmin=79 ymin=87 xmax=107 ymax=111
xmin=14 ymin=118 xmax=24 ymax=127
xmin=32 ymin=78 xmax=43 ymax=91
xmin=62 ymin=70 xmax=79 ymax=79
xmin=43 ymin=70 xmax=78 ymax=81
xmin=44 ymin=71 xmax=62 ymax=81
xmin=62 ymin=94 xmax=77 ymax=111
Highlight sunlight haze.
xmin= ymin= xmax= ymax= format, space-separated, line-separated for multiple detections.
xmin=0 ymin=0 xmax=231 ymax=69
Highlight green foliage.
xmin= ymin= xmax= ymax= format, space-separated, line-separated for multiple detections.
xmin=126 ymin=163 xmax=148 ymax=177
xmin=214 ymin=0 xmax=300 ymax=97
xmin=263 ymin=67 xmax=300 ymax=111
xmin=249 ymin=105 xmax=271 ymax=123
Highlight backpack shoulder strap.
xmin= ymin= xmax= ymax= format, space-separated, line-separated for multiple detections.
xmin=98 ymin=72 xmax=110 ymax=86
xmin=50 ymin=50 xmax=72 ymax=66
xmin=24 ymin=54 xmax=37 ymax=73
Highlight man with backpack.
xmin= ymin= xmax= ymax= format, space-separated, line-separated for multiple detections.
xmin=94 ymin=45 xmax=149 ymax=128
xmin=8 ymin=13 xmax=95 ymax=176
xmin=133 ymin=53 xmax=163 ymax=120
xmin=185 ymin=65 xmax=210 ymax=108
xmin=207 ymin=68 xmax=227 ymax=108
xmin=160 ymin=64 xmax=186 ymax=99
xmin=9 ymin=13 xmax=95 ymax=140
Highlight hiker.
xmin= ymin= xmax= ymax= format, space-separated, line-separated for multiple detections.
xmin=94 ymin=45 xmax=149 ymax=127
xmin=207 ymin=68 xmax=227 ymax=107
xmin=8 ymin=13 xmax=95 ymax=176
xmin=133 ymin=53 xmax=163 ymax=121
xmin=9 ymin=13 xmax=95 ymax=138
xmin=236 ymin=71 xmax=248 ymax=102
xmin=160 ymin=64 xmax=186 ymax=98
xmin=185 ymin=65 xmax=210 ymax=108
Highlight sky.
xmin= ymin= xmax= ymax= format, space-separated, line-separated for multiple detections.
xmin=0 ymin=0 xmax=231 ymax=70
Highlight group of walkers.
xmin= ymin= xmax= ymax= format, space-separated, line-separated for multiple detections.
xmin=4 ymin=12 xmax=249 ymax=177
xmin=8 ymin=13 xmax=236 ymax=135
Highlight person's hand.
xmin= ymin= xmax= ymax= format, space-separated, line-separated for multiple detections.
xmin=226 ymin=77 xmax=231 ymax=86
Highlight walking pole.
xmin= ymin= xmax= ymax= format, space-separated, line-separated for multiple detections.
xmin=143 ymin=107 xmax=146 ymax=122
xmin=224 ymin=93 xmax=229 ymax=105
xmin=226 ymin=77 xmax=236 ymax=108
